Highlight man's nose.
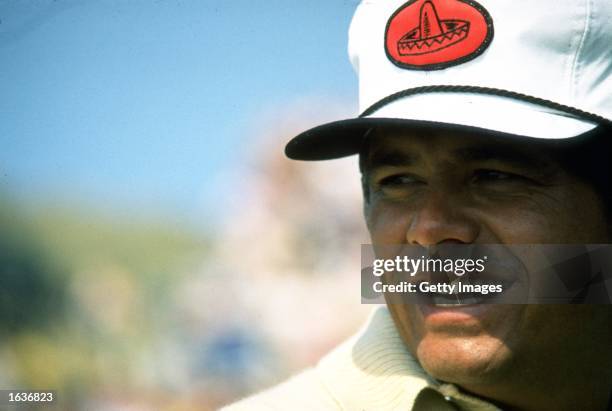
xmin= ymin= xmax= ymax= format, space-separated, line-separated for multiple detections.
xmin=406 ymin=191 xmax=479 ymax=245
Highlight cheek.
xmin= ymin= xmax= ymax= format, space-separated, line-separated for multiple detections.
xmin=556 ymin=187 xmax=609 ymax=242
xmin=476 ymin=202 xmax=555 ymax=243
xmin=366 ymin=200 xmax=413 ymax=243
xmin=468 ymin=183 xmax=606 ymax=243
xmin=478 ymin=189 xmax=608 ymax=244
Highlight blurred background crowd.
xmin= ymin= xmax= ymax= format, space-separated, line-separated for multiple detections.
xmin=0 ymin=1 xmax=372 ymax=409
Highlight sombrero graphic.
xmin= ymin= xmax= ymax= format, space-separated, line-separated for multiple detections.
xmin=385 ymin=0 xmax=494 ymax=70
xmin=398 ymin=1 xmax=469 ymax=56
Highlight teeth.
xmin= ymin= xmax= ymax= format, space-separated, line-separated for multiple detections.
xmin=428 ymin=292 xmax=485 ymax=305
xmin=433 ymin=303 xmax=472 ymax=307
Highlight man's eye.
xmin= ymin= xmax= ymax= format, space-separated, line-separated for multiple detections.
xmin=378 ymin=174 xmax=424 ymax=187
xmin=472 ymin=169 xmax=527 ymax=183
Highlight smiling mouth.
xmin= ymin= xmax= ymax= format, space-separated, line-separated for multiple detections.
xmin=411 ymin=274 xmax=518 ymax=306
xmin=425 ymin=288 xmax=500 ymax=306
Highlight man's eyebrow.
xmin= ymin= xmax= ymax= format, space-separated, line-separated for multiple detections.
xmin=367 ymin=150 xmax=419 ymax=168
xmin=453 ymin=145 xmax=545 ymax=169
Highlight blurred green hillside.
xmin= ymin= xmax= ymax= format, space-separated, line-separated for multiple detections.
xmin=0 ymin=197 xmax=209 ymax=409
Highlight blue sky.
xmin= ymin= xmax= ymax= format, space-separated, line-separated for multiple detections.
xmin=0 ymin=0 xmax=359 ymax=226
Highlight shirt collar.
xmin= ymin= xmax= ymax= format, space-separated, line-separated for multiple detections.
xmin=316 ymin=307 xmax=502 ymax=411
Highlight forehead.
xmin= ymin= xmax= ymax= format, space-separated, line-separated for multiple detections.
xmin=361 ymin=127 xmax=556 ymax=169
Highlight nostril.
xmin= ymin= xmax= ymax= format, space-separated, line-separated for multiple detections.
xmin=437 ymin=239 xmax=469 ymax=245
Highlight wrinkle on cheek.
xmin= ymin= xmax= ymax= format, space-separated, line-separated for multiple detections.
xmin=474 ymin=185 xmax=561 ymax=209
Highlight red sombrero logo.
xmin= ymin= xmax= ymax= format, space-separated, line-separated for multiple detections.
xmin=385 ymin=0 xmax=493 ymax=70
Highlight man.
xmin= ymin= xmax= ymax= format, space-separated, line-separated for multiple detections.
xmin=223 ymin=0 xmax=612 ymax=409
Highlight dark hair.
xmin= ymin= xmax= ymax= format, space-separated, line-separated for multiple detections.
xmin=358 ymin=128 xmax=374 ymax=204
xmin=553 ymin=126 xmax=612 ymax=215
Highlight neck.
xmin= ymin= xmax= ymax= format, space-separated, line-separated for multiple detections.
xmin=461 ymin=358 xmax=612 ymax=411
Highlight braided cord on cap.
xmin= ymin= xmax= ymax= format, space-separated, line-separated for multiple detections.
xmin=359 ymin=85 xmax=612 ymax=127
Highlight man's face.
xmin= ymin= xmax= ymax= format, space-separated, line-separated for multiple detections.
xmin=362 ymin=128 xmax=612 ymax=390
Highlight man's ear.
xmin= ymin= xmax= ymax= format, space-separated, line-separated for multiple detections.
xmin=359 ymin=127 xmax=375 ymax=230
xmin=361 ymin=173 xmax=370 ymax=203
xmin=361 ymin=172 xmax=373 ymax=232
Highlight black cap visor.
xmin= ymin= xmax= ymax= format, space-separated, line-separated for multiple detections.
xmin=284 ymin=117 xmax=583 ymax=161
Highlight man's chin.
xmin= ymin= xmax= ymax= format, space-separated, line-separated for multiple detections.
xmin=415 ymin=332 xmax=512 ymax=385
xmin=389 ymin=302 xmax=524 ymax=385
xmin=407 ymin=303 xmax=522 ymax=385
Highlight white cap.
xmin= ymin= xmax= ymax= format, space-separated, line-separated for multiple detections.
xmin=286 ymin=0 xmax=612 ymax=160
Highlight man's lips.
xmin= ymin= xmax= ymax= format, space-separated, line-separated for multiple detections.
xmin=424 ymin=278 xmax=516 ymax=305
xmin=410 ymin=269 xmax=525 ymax=328
xmin=385 ymin=263 xmax=526 ymax=306
xmin=418 ymin=303 xmax=502 ymax=329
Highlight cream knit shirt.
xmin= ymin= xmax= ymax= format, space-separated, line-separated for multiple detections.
xmin=221 ymin=307 xmax=501 ymax=411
